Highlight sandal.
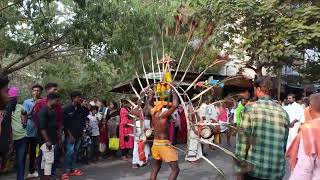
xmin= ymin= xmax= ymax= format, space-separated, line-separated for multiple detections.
xmin=69 ymin=169 xmax=84 ymax=176
xmin=61 ymin=173 xmax=69 ymax=180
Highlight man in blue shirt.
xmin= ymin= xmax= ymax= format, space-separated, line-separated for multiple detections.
xmin=22 ymin=84 xmax=43 ymax=178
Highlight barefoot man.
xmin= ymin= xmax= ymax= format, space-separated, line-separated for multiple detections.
xmin=146 ymin=86 xmax=180 ymax=180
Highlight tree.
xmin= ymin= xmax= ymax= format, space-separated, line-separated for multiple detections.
xmin=195 ymin=0 xmax=320 ymax=77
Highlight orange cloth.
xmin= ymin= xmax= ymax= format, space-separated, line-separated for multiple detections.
xmin=138 ymin=140 xmax=146 ymax=163
xmin=151 ymin=139 xmax=178 ymax=162
xmin=150 ymin=101 xmax=172 ymax=115
xmin=286 ymin=118 xmax=320 ymax=170
xmin=304 ymin=107 xmax=315 ymax=123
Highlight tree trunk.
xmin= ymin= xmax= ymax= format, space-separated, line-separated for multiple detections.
xmin=277 ymin=67 xmax=282 ymax=101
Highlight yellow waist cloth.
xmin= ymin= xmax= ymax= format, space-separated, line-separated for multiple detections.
xmin=151 ymin=139 xmax=178 ymax=162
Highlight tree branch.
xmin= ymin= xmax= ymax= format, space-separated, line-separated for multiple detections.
xmin=3 ymin=48 xmax=55 ymax=75
xmin=0 ymin=0 xmax=22 ymax=12
xmin=3 ymin=35 xmax=65 ymax=71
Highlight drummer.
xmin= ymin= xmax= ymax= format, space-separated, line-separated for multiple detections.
xmin=197 ymin=96 xmax=219 ymax=152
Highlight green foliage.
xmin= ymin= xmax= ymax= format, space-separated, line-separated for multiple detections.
xmin=196 ymin=0 xmax=320 ymax=75
xmin=3 ymin=0 xmax=319 ymax=100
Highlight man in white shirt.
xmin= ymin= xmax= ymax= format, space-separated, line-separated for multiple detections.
xmin=284 ymin=94 xmax=304 ymax=150
xmin=87 ymin=106 xmax=100 ymax=161
xmin=197 ymin=96 xmax=219 ymax=152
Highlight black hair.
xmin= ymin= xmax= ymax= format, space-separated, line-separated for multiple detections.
xmin=32 ymin=84 xmax=44 ymax=91
xmin=90 ymin=105 xmax=99 ymax=111
xmin=45 ymin=83 xmax=58 ymax=91
xmin=47 ymin=92 xmax=60 ymax=100
xmin=0 ymin=75 xmax=9 ymax=89
xmin=253 ymin=77 xmax=273 ymax=95
xmin=302 ymin=97 xmax=310 ymax=107
xmin=101 ymin=99 xmax=107 ymax=107
xmin=287 ymin=93 xmax=296 ymax=99
xmin=70 ymin=91 xmax=82 ymax=100
xmin=110 ymin=101 xmax=118 ymax=109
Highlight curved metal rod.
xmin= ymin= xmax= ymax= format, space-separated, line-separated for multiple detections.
xmin=196 ymin=137 xmax=242 ymax=163
xmin=168 ymin=84 xmax=226 ymax=177
xmin=184 ymin=60 xmax=228 ymax=93
xmin=189 ymin=76 xmax=244 ymax=103
xmin=168 ymin=144 xmax=225 ymax=179
xmin=141 ymin=55 xmax=150 ymax=86
xmin=156 ymin=51 xmax=162 ymax=81
xmin=190 ymin=86 xmax=214 ymax=102
xmin=135 ymin=72 xmax=145 ymax=93
xmin=151 ymin=48 xmax=156 ymax=84
xmin=173 ymin=23 xmax=197 ymax=81
xmin=130 ymin=82 xmax=141 ymax=100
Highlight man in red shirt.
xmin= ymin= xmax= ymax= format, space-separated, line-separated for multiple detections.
xmin=33 ymin=83 xmax=63 ymax=178
xmin=33 ymin=83 xmax=63 ymax=134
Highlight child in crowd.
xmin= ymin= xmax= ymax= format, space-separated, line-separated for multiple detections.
xmin=79 ymin=120 xmax=92 ymax=164
xmin=99 ymin=119 xmax=108 ymax=158
xmin=87 ymin=106 xmax=100 ymax=162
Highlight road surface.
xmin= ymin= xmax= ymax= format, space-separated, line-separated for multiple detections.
xmin=1 ymin=138 xmax=290 ymax=180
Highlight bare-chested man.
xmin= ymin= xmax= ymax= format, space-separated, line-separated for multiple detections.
xmin=146 ymin=87 xmax=180 ymax=180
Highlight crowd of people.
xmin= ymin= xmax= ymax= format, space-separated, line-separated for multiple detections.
xmin=0 ymin=79 xmax=189 ymax=180
xmin=0 ymin=74 xmax=320 ymax=180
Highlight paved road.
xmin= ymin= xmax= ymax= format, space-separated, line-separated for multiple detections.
xmin=1 ymin=138 xmax=290 ymax=180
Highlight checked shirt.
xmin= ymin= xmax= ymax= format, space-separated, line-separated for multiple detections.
xmin=236 ymin=98 xmax=289 ymax=179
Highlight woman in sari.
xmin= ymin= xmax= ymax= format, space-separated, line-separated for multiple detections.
xmin=106 ymin=101 xmax=120 ymax=158
xmin=119 ymin=100 xmax=134 ymax=161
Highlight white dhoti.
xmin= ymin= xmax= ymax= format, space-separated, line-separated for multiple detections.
xmin=185 ymin=130 xmax=202 ymax=162
xmin=132 ymin=140 xmax=150 ymax=166
xmin=132 ymin=120 xmax=150 ymax=166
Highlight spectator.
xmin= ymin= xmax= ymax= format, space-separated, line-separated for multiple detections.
xmin=99 ymin=119 xmax=108 ymax=158
xmin=217 ymin=102 xmax=230 ymax=145
xmin=302 ymin=97 xmax=310 ymax=108
xmin=119 ymin=100 xmax=134 ymax=161
xmin=37 ymin=93 xmax=60 ymax=179
xmin=33 ymin=83 xmax=62 ymax=130
xmin=22 ymin=84 xmax=43 ymax=178
xmin=235 ymin=77 xmax=289 ymax=180
xmin=198 ymin=96 xmax=219 ymax=151
xmin=79 ymin=120 xmax=92 ymax=165
xmin=284 ymin=94 xmax=305 ymax=151
xmin=106 ymin=101 xmax=120 ymax=158
xmin=11 ymin=87 xmax=27 ymax=180
xmin=90 ymin=96 xmax=99 ymax=107
xmin=0 ymin=74 xmax=10 ymax=141
xmin=287 ymin=93 xmax=320 ymax=179
xmin=234 ymin=98 xmax=248 ymax=126
xmin=0 ymin=85 xmax=16 ymax=173
xmin=0 ymin=75 xmax=9 ymax=111
xmin=131 ymin=99 xmax=150 ymax=168
xmin=62 ymin=91 xmax=87 ymax=179
xmin=33 ymin=83 xmax=64 ymax=175
xmin=99 ymin=100 xmax=109 ymax=119
xmin=87 ymin=106 xmax=100 ymax=162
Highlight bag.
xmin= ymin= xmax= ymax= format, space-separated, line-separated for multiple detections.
xmin=99 ymin=143 xmax=106 ymax=153
xmin=109 ymin=137 xmax=119 ymax=151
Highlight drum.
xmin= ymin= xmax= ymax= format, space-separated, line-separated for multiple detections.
xmin=200 ymin=126 xmax=214 ymax=139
